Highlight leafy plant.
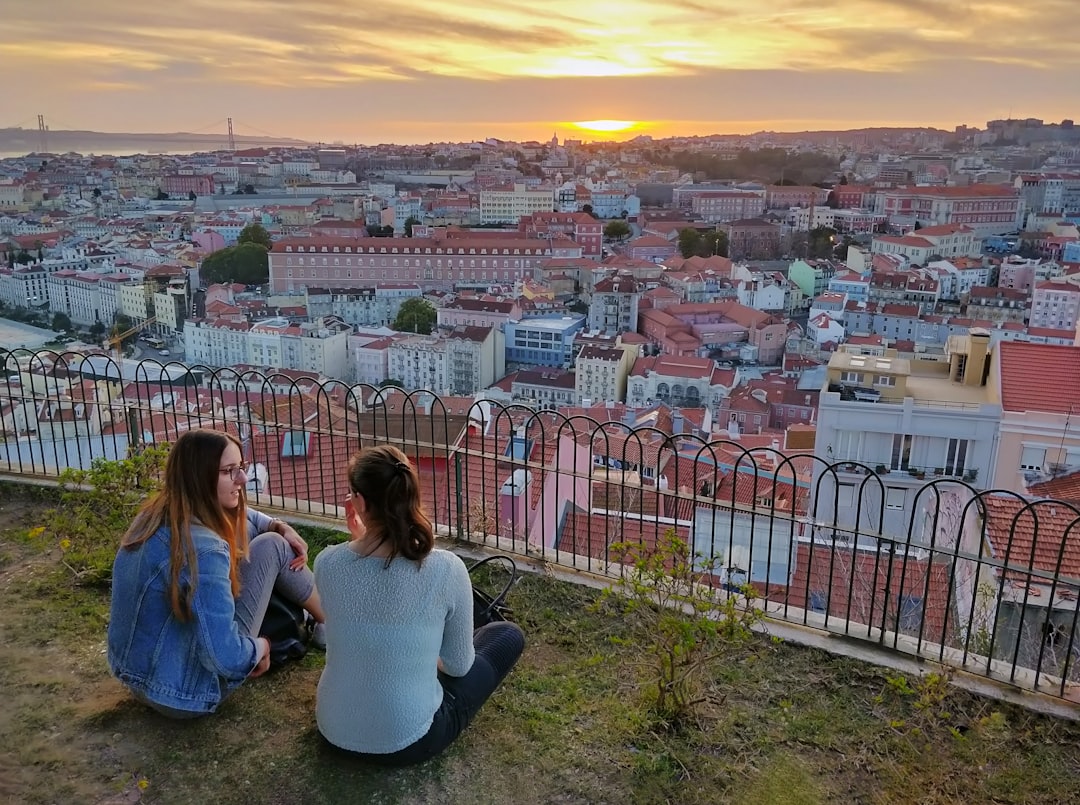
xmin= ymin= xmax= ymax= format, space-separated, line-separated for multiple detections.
xmin=43 ymin=445 xmax=170 ymax=585
xmin=597 ymin=527 xmax=762 ymax=729
xmin=876 ymin=669 xmax=960 ymax=742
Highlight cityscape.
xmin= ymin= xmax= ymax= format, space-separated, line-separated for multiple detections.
xmin=4 ymin=0 xmax=1080 ymax=797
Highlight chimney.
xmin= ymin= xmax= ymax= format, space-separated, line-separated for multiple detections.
xmin=672 ymin=411 xmax=684 ymax=435
xmin=963 ymin=328 xmax=991 ymax=387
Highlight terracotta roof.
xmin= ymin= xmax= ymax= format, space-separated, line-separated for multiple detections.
xmin=997 ymin=342 xmax=1080 ymax=414
xmin=983 ymin=495 xmax=1080 ymax=581
xmin=1028 ymin=469 xmax=1080 ymax=504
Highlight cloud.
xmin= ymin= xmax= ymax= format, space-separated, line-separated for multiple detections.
xmin=2 ymin=0 xmax=1077 ymax=142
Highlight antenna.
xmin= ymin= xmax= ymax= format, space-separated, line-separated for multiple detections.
xmin=227 ymin=117 xmax=236 ymax=151
xmin=37 ymin=114 xmax=48 ymax=153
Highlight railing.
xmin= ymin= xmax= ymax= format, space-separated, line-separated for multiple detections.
xmin=4 ymin=349 xmax=1080 ymax=706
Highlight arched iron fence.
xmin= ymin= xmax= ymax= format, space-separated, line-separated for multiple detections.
xmin=3 ymin=350 xmax=1080 ymax=703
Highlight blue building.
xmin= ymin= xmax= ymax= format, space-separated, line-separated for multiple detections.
xmin=505 ymin=314 xmax=587 ymax=368
xmin=1064 ymin=240 xmax=1080 ymax=264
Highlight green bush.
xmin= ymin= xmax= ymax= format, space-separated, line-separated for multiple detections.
xmin=599 ymin=528 xmax=762 ymax=729
xmin=45 ymin=445 xmax=170 ymax=585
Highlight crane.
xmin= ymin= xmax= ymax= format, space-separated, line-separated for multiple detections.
xmin=103 ymin=317 xmax=158 ymax=362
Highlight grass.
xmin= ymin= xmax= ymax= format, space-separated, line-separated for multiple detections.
xmin=4 ymin=482 xmax=1080 ymax=804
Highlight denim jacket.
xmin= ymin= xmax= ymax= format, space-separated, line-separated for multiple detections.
xmin=108 ymin=521 xmax=260 ymax=714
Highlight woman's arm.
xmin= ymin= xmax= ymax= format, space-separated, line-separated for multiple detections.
xmin=438 ymin=555 xmax=476 ymax=677
xmin=190 ymin=545 xmax=261 ymax=681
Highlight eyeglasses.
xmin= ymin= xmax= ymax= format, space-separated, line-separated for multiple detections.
xmin=219 ymin=463 xmax=249 ymax=482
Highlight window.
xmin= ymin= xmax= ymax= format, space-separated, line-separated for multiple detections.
xmin=840 ymin=371 xmax=861 ymax=383
xmin=945 ymin=438 xmax=969 ymax=475
xmin=1020 ymin=446 xmax=1045 ymax=472
xmin=874 ymin=375 xmax=896 ymax=387
xmin=837 ymin=483 xmax=855 ymax=507
xmin=834 ymin=430 xmax=863 ymax=461
xmin=885 ymin=487 xmax=905 ymax=510
xmin=891 ymin=434 xmax=912 ymax=471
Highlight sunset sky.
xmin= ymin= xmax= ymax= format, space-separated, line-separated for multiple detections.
xmin=2 ymin=0 xmax=1077 ymax=144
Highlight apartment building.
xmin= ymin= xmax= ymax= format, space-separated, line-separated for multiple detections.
xmin=588 ymin=272 xmax=640 ymax=334
xmin=518 ymin=211 xmax=603 ymax=259
xmin=574 ymin=342 xmax=638 ymax=406
xmin=814 ymin=332 xmax=1001 ymax=537
xmin=1028 ymin=275 xmax=1080 ymax=331
xmin=387 ymin=325 xmax=503 ymax=395
xmin=268 ymin=236 xmax=577 ymax=294
xmin=988 ymin=341 xmax=1080 ymax=493
xmin=187 ymin=316 xmax=351 ymax=379
xmin=306 ymin=284 xmax=422 ymax=328
xmin=690 ymin=191 xmax=766 ymax=224
xmin=478 ymin=183 xmax=556 ymax=224
xmin=878 ymin=185 xmax=1023 ymax=235
xmin=510 ymin=367 xmax=576 ymax=410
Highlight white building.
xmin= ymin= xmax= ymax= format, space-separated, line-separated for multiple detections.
xmin=478 ymin=183 xmax=556 ymax=224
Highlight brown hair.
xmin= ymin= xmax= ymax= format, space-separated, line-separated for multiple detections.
xmin=121 ymin=428 xmax=249 ymax=621
xmin=347 ymin=444 xmax=434 ymax=564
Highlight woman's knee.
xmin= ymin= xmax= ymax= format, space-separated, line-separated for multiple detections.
xmin=248 ymin=531 xmax=292 ymax=565
xmin=475 ymin=621 xmax=525 ymax=668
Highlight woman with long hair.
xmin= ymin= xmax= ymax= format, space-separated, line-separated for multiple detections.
xmin=315 ymin=444 xmax=525 ymax=765
xmin=108 ymin=428 xmax=325 ymax=717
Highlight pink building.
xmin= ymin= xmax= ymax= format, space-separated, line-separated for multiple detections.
xmin=625 ymin=234 xmax=677 ymax=263
xmin=879 ymin=184 xmax=1022 ymax=235
xmin=1029 ymin=275 xmax=1080 ymax=331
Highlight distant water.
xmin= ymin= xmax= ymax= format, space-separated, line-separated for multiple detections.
xmin=0 ymin=132 xmax=308 ymax=160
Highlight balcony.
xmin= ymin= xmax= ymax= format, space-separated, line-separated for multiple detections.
xmin=3 ymin=355 xmax=1080 ymax=801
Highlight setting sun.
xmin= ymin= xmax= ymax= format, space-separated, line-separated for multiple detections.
xmin=570 ymin=120 xmax=640 ymax=133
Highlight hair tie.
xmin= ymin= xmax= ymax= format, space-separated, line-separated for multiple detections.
xmin=394 ymin=461 xmax=409 ymax=474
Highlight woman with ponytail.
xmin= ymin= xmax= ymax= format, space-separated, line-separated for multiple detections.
xmin=107 ymin=428 xmax=325 ymax=717
xmin=314 ymin=444 xmax=525 ymax=764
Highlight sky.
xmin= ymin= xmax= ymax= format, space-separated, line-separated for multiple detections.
xmin=2 ymin=0 xmax=1078 ymax=145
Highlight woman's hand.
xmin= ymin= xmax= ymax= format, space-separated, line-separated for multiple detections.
xmin=277 ymin=522 xmax=308 ymax=570
xmin=250 ymin=637 xmax=271 ymax=678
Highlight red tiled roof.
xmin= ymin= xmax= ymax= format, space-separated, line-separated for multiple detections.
xmin=997 ymin=341 xmax=1080 ymax=414
xmin=983 ymin=495 xmax=1080 ymax=580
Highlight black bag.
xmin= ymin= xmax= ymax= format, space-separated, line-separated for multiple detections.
xmin=468 ymin=555 xmax=518 ymax=629
xmin=259 ymin=591 xmax=308 ymax=668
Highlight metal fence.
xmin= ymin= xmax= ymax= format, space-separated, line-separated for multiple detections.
xmin=4 ymin=350 xmax=1080 ymax=704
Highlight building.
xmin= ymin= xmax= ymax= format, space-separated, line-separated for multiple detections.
xmin=268 ymin=236 xmax=578 ymax=294
xmin=306 ymin=284 xmax=422 ymax=328
xmin=518 ymin=211 xmax=603 ymax=259
xmin=625 ymin=353 xmax=735 ymax=412
xmin=1029 ymin=275 xmax=1080 ymax=332
xmin=478 ymin=183 xmax=556 ymax=224
xmin=989 ymin=341 xmax=1080 ymax=492
xmin=878 ymin=185 xmax=1023 ymax=235
xmin=690 ymin=191 xmax=767 ymax=224
xmin=510 ymin=367 xmax=577 ymax=410
xmin=574 ymin=342 xmax=639 ymax=406
xmin=814 ymin=332 xmax=1001 ymax=536
xmin=721 ymin=219 xmax=784 ymax=260
xmin=588 ymin=272 xmax=641 ymax=334
xmin=505 ymin=314 xmax=586 ymax=367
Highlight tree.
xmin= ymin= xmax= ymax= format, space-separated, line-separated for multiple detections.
xmin=403 ymin=216 xmax=421 ymax=237
xmin=703 ymin=230 xmax=728 ymax=258
xmin=92 ymin=188 xmax=102 ymax=198
xmin=678 ymin=227 xmax=703 ymax=258
xmin=154 ymin=189 xmax=169 ymax=200
xmin=582 ymin=204 xmax=597 ymax=218
xmin=808 ymin=226 xmax=838 ymax=259
xmin=242 ymin=184 xmax=256 ymax=195
xmin=188 ymin=190 xmax=197 ymax=201
xmin=199 ymin=243 xmax=270 ymax=286
xmin=604 ymin=220 xmax=631 ymax=241
xmin=237 ymin=222 xmax=273 ymax=250
xmin=89 ymin=322 xmax=106 ymax=339
xmin=13 ymin=249 xmax=32 ymax=265
xmin=51 ymin=312 xmax=72 ymax=332
xmin=392 ymin=298 xmax=436 ymax=335
xmin=370 ymin=225 xmax=395 ymax=237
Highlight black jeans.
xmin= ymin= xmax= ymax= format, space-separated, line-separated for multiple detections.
xmin=330 ymin=621 xmax=525 ymax=766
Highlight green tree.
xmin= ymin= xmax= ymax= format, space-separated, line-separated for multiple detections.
xmin=231 ymin=242 xmax=270 ymax=285
xmin=677 ymin=228 xmax=703 ymax=258
xmin=703 ymin=230 xmax=728 ymax=258
xmin=51 ymin=312 xmax=72 ymax=332
xmin=604 ymin=220 xmax=631 ymax=241
xmin=403 ymin=216 xmax=421 ymax=237
xmin=89 ymin=321 xmax=106 ymax=339
xmin=582 ymin=203 xmax=597 ymax=218
xmin=237 ymin=222 xmax=273 ymax=250
xmin=91 ymin=187 xmax=102 ymax=198
xmin=808 ymin=226 xmax=838 ymax=259
xmin=13 ymin=249 xmax=33 ymax=265
xmin=154 ymin=189 xmax=169 ymax=200
xmin=242 ymin=184 xmax=256 ymax=195
xmin=188 ymin=190 xmax=197 ymax=200
xmin=393 ymin=298 xmax=437 ymax=334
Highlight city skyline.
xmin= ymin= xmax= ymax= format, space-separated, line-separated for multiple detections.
xmin=2 ymin=0 xmax=1078 ymax=144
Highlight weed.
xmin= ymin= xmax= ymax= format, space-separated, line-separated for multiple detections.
xmin=597 ymin=527 xmax=762 ymax=729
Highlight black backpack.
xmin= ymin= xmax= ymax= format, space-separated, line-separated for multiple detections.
xmin=259 ymin=592 xmax=309 ymax=668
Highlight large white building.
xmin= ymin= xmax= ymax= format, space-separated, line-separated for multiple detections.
xmin=478 ymin=183 xmax=556 ymax=224
xmin=186 ymin=316 xmax=352 ymax=379
xmin=387 ymin=325 xmax=505 ymax=395
xmin=814 ymin=333 xmax=1001 ymax=539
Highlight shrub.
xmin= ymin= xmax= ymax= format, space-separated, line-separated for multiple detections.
xmin=599 ymin=527 xmax=762 ymax=728
xmin=44 ymin=445 xmax=170 ymax=585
